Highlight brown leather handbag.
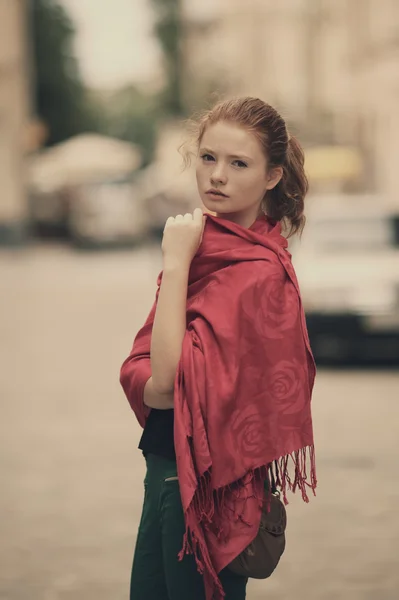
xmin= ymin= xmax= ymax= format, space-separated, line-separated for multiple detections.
xmin=228 ymin=491 xmax=287 ymax=579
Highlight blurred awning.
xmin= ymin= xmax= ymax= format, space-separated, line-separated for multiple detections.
xmin=305 ymin=145 xmax=363 ymax=181
xmin=28 ymin=134 xmax=142 ymax=192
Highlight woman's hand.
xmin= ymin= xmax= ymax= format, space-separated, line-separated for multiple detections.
xmin=162 ymin=208 xmax=206 ymax=269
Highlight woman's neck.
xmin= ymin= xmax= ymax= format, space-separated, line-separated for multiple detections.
xmin=215 ymin=205 xmax=263 ymax=230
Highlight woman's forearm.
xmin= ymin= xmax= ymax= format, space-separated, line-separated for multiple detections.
xmin=150 ymin=262 xmax=189 ymax=394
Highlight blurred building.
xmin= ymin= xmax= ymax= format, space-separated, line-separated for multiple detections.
xmin=0 ymin=0 xmax=31 ymax=244
xmin=347 ymin=0 xmax=399 ymax=210
xmin=182 ymin=0 xmax=399 ymax=206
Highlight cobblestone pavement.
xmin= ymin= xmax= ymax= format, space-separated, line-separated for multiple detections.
xmin=1 ymin=243 xmax=398 ymax=600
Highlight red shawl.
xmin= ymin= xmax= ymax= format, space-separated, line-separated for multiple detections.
xmin=120 ymin=213 xmax=316 ymax=600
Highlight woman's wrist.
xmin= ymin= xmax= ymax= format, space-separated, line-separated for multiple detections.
xmin=162 ymin=255 xmax=191 ymax=275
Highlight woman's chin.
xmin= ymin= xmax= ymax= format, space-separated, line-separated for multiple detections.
xmin=202 ymin=198 xmax=230 ymax=215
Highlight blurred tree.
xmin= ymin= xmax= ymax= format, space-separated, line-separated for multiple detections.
xmin=32 ymin=0 xmax=99 ymax=145
xmin=150 ymin=0 xmax=184 ymax=116
xmin=97 ymin=85 xmax=158 ymax=168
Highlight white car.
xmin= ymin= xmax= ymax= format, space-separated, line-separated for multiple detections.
xmin=291 ymin=200 xmax=399 ymax=365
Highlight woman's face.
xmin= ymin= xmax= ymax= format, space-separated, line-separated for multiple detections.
xmin=196 ymin=121 xmax=282 ymax=229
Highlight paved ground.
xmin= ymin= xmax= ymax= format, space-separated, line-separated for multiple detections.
xmin=0 ymin=242 xmax=398 ymax=600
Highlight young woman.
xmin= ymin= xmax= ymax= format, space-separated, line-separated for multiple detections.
xmin=120 ymin=97 xmax=317 ymax=600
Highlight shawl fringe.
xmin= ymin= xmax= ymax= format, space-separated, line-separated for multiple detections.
xmin=178 ymin=445 xmax=316 ymax=599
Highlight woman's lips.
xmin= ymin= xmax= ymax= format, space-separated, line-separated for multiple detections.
xmin=206 ymin=191 xmax=229 ymax=200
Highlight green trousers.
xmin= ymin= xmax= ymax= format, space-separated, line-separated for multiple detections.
xmin=130 ymin=453 xmax=248 ymax=600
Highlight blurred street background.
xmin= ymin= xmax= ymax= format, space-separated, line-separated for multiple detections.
xmin=1 ymin=1 xmax=399 ymax=599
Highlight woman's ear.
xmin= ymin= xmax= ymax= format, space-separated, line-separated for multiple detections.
xmin=266 ymin=166 xmax=283 ymax=191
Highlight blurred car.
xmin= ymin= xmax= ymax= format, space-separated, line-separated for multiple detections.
xmin=27 ymin=134 xmax=145 ymax=246
xmin=67 ymin=178 xmax=149 ymax=248
xmin=291 ymin=198 xmax=399 ymax=365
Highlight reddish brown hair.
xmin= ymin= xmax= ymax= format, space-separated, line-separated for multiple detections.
xmin=185 ymin=97 xmax=308 ymax=237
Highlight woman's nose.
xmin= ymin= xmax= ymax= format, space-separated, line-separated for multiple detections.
xmin=210 ymin=166 xmax=227 ymax=185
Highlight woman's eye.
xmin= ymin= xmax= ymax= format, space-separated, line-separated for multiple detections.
xmin=233 ymin=160 xmax=247 ymax=168
xmin=201 ymin=153 xmax=214 ymax=162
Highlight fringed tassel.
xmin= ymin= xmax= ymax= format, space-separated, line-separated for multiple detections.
xmin=179 ymin=445 xmax=316 ymax=600
xmin=310 ymin=444 xmax=317 ymax=492
xmin=272 ymin=444 xmax=317 ymax=505
xmin=178 ymin=507 xmax=225 ymax=600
